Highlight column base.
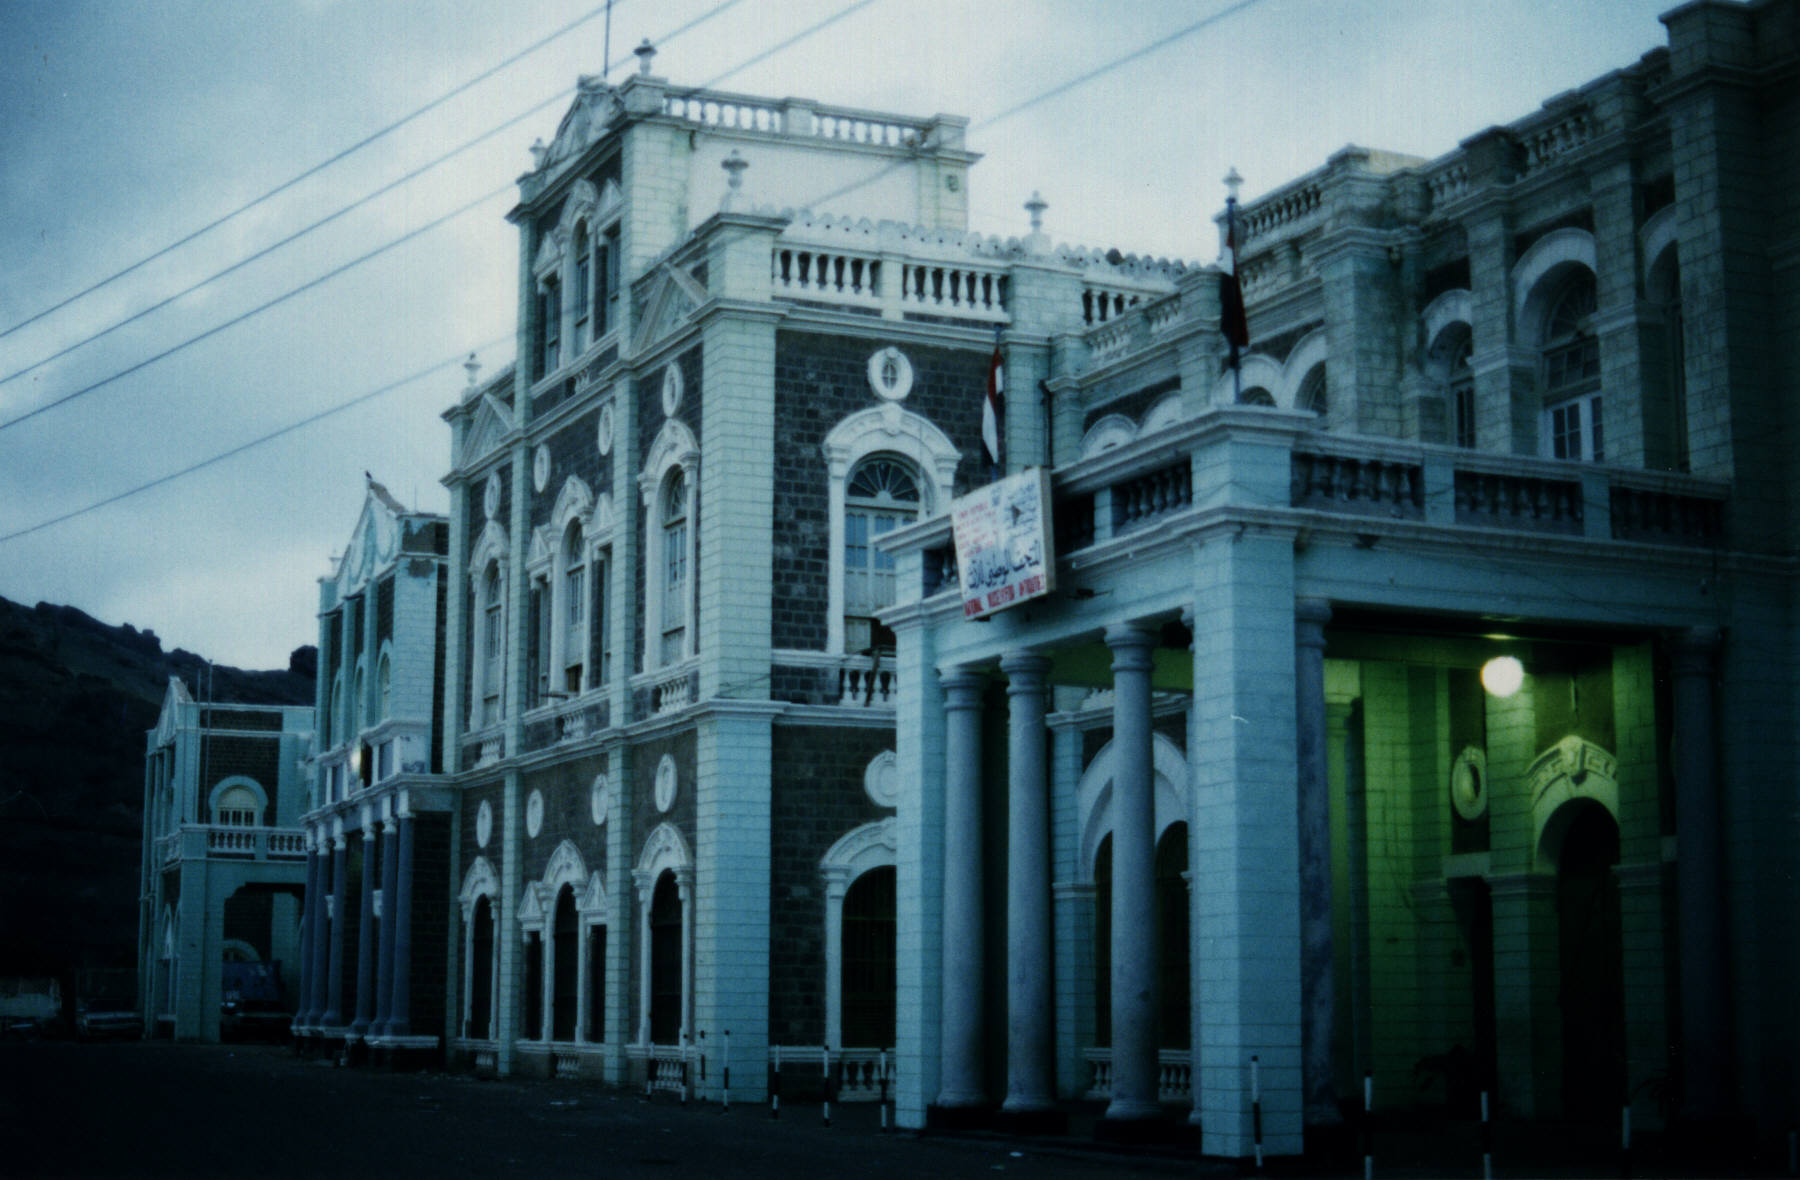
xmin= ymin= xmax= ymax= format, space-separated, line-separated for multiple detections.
xmin=1094 ymin=1114 xmax=1198 ymax=1147
xmin=993 ymin=1106 xmax=1067 ymax=1136
xmin=926 ymin=1103 xmax=994 ymax=1131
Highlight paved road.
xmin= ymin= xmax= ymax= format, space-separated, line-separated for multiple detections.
xmin=0 ymin=1041 xmax=1201 ymax=1179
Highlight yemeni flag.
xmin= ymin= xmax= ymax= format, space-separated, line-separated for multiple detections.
xmin=1220 ymin=197 xmax=1249 ymax=367
xmin=982 ymin=328 xmax=1005 ymax=472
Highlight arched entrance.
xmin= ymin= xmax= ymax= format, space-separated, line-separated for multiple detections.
xmin=1554 ymin=799 xmax=1623 ymax=1120
xmin=552 ymin=885 xmax=578 ymax=1041
xmin=649 ymin=871 xmax=682 ymax=1044
xmin=841 ymin=866 xmax=896 ymax=1048
xmin=468 ymin=895 xmax=494 ymax=1039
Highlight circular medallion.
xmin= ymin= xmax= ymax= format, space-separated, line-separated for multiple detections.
xmin=866 ymin=347 xmax=913 ymax=401
xmin=1450 ymin=746 xmax=1488 ymax=821
xmin=526 ymin=788 xmax=545 ymax=838
xmin=654 ymin=754 xmax=678 ymax=813
xmin=590 ymin=773 xmax=610 ymax=826
xmin=660 ymin=364 xmax=684 ymax=417
xmin=864 ymin=750 xmax=899 ymax=808
xmin=483 ymin=473 xmax=501 ymax=521
xmin=597 ymin=403 xmax=615 ymax=456
xmin=475 ymin=799 xmax=493 ymax=849
xmin=533 ymin=444 xmax=551 ymax=493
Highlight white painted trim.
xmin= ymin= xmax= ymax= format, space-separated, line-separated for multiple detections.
xmin=1511 ymin=227 xmax=1598 ymax=339
xmin=1140 ymin=392 xmax=1187 ymax=435
xmin=632 ymin=823 xmax=693 ymax=1045
xmin=1076 ymin=732 xmax=1189 ymax=883
xmin=1209 ymin=351 xmax=1283 ymax=406
xmin=207 ymin=775 xmax=267 ymax=824
xmin=1079 ymin=414 xmax=1137 ymax=458
xmin=822 ymin=403 xmax=960 ymax=655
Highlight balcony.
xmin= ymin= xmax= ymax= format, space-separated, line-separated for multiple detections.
xmin=159 ymin=825 xmax=308 ymax=865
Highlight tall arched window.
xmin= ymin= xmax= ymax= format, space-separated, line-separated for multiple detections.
xmin=562 ymin=523 xmax=586 ymax=694
xmin=326 ymin=674 xmax=343 ymax=749
xmin=572 ymin=223 xmax=591 ymax=353
xmin=353 ymin=663 xmax=367 ymax=732
xmin=659 ymin=471 xmax=689 ymax=665
xmin=377 ymin=652 xmax=392 ymax=720
xmin=1648 ymin=248 xmax=1688 ymax=472
xmin=1448 ymin=331 xmax=1476 ymax=449
xmin=481 ymin=563 xmax=504 ymax=726
xmin=844 ymin=456 xmax=920 ymax=652
xmin=1541 ymin=272 xmax=1602 ymax=461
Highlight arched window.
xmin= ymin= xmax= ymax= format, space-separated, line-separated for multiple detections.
xmin=1239 ymin=386 xmax=1275 ymax=407
xmin=562 ymin=523 xmax=586 ymax=694
xmin=1296 ymin=365 xmax=1327 ymax=415
xmin=326 ymin=674 xmax=343 ymax=749
xmin=1541 ymin=272 xmax=1602 ymax=461
xmin=572 ymin=223 xmax=591 ymax=353
xmin=215 ymin=784 xmax=260 ymax=827
xmin=353 ymin=663 xmax=367 ymax=732
xmin=1648 ymin=248 xmax=1687 ymax=471
xmin=844 ymin=455 xmax=921 ymax=650
xmin=538 ymin=276 xmax=561 ymax=378
xmin=659 ymin=471 xmax=689 ymax=665
xmin=1448 ymin=331 xmax=1475 ymax=449
xmin=481 ymin=562 xmax=504 ymax=726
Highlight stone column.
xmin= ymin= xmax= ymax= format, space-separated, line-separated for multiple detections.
xmin=575 ymin=910 xmax=591 ymax=1045
xmin=936 ymin=668 xmax=987 ymax=1111
xmin=322 ymin=825 xmax=349 ymax=1029
xmin=541 ymin=903 xmax=557 ymax=1042
xmin=1105 ymin=623 xmax=1160 ymax=1124
xmin=297 ymin=838 xmax=322 ymax=1029
xmin=1672 ymin=627 xmax=1728 ymax=1118
xmin=1000 ymin=652 xmax=1055 ymax=1122
xmin=374 ymin=811 xmax=400 ymax=1037
xmin=351 ymin=820 xmax=378 ymax=1038
xmin=389 ymin=810 xmax=415 ymax=1038
xmin=1294 ymin=600 xmax=1339 ymax=1126
xmin=678 ymin=868 xmax=695 ymax=1044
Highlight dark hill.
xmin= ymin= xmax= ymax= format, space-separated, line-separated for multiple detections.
xmin=0 ymin=596 xmax=314 ymax=976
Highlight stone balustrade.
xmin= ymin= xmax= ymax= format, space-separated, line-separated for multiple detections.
xmin=661 ymin=90 xmax=932 ymax=148
xmin=838 ymin=661 xmax=899 ymax=708
xmin=1082 ymin=1047 xmax=1192 ymax=1103
xmin=900 ymin=262 xmax=1007 ymax=320
xmin=1519 ymin=104 xmax=1594 ymax=173
xmin=1291 ymin=450 xmax=1425 ymax=520
xmin=773 ymin=247 xmax=884 ymax=309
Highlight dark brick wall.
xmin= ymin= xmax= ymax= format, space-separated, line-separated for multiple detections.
xmin=408 ymin=812 xmax=451 ymax=1038
xmin=521 ymin=751 xmax=608 ymax=883
xmin=527 ymin=408 xmax=612 ymax=533
xmin=770 ymin=332 xmax=988 ymax=651
xmin=460 ymin=779 xmax=507 ymax=880
xmin=464 ymin=462 xmax=512 ymax=556
xmin=768 ymin=724 xmax=894 ymax=1046
xmin=199 ymin=734 xmax=282 ymax=822
xmin=771 ymin=665 xmax=836 ymax=707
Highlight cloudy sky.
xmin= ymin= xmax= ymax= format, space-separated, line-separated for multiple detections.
xmin=0 ymin=0 xmax=1676 ymax=670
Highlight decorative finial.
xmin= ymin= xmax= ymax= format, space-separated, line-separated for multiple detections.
xmin=1025 ymin=190 xmax=1047 ymax=233
xmin=464 ymin=352 xmax=481 ymax=388
xmin=635 ymin=39 xmax=656 ymax=76
xmin=720 ymin=150 xmax=749 ymax=211
xmin=530 ymin=138 xmax=547 ymax=169
xmin=1224 ymin=167 xmax=1243 ymax=203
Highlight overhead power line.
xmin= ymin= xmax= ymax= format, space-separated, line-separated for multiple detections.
xmin=0 ymin=338 xmax=510 ymax=546
xmin=0 ymin=0 xmax=1259 ymax=542
xmin=0 ymin=0 xmax=757 ymax=432
xmin=0 ymin=3 xmax=623 ymax=345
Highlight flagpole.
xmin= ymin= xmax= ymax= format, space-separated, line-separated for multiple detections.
xmin=1223 ymin=167 xmax=1246 ymax=405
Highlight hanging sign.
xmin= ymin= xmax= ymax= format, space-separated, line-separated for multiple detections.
xmin=951 ymin=468 xmax=1056 ymax=619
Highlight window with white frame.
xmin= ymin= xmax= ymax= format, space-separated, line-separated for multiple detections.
xmin=377 ymin=651 xmax=392 ymax=720
xmin=1449 ymin=332 xmax=1476 ymax=449
xmin=1540 ymin=272 xmax=1603 ymax=462
xmin=481 ymin=562 xmax=504 ymax=726
xmin=538 ymin=278 xmax=561 ymax=379
xmin=214 ymin=783 xmax=260 ymax=827
xmin=843 ymin=455 xmax=920 ymax=653
xmin=562 ymin=523 xmax=585 ymax=694
xmin=593 ymin=545 xmax=612 ymax=686
xmin=328 ymin=674 xmax=343 ymax=749
xmin=572 ymin=223 xmax=591 ymax=353
xmin=659 ymin=470 xmax=689 ymax=666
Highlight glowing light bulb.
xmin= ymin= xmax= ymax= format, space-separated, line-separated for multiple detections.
xmin=1481 ymin=656 xmax=1524 ymax=697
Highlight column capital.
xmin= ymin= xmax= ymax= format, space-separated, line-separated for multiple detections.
xmin=940 ymin=666 xmax=986 ymax=708
xmin=1104 ymin=622 xmax=1157 ymax=671
xmin=1296 ymin=598 xmax=1332 ymax=648
xmin=1671 ymin=627 xmax=1720 ymax=676
xmin=999 ymin=650 xmax=1052 ymax=691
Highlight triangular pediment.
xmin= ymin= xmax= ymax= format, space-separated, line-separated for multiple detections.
xmin=632 ymin=264 xmax=709 ymax=354
xmin=464 ymin=396 xmax=513 ymax=466
xmin=543 ymin=85 xmax=622 ymax=170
